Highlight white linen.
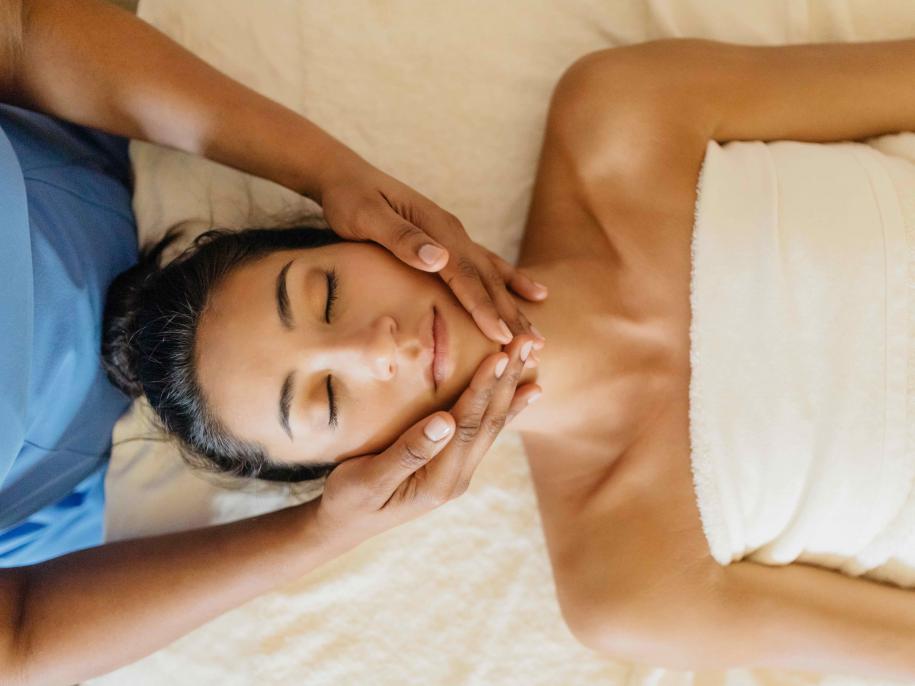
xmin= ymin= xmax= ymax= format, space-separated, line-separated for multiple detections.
xmin=93 ymin=1 xmax=915 ymax=685
xmin=689 ymin=140 xmax=915 ymax=587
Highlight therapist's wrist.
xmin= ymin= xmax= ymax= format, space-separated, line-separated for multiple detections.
xmin=287 ymin=496 xmax=365 ymax=562
xmin=302 ymin=138 xmax=373 ymax=205
xmin=250 ymin=105 xmax=369 ymax=203
xmin=200 ymin=91 xmax=356 ymax=203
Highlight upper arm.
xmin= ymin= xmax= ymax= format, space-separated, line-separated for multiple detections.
xmin=526 ymin=433 xmax=915 ymax=676
xmin=554 ymin=38 xmax=915 ymax=153
xmin=522 ymin=432 xmax=726 ymax=662
xmin=539 ymin=46 xmax=709 ymax=271
xmin=0 ymin=0 xmax=24 ymax=103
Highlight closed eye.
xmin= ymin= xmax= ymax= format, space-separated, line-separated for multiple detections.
xmin=324 ymin=268 xmax=338 ymax=323
xmin=324 ymin=268 xmax=339 ymax=430
xmin=326 ymin=374 xmax=338 ymax=429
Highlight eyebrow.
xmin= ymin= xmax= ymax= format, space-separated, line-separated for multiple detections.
xmin=279 ymin=371 xmax=295 ymax=439
xmin=276 ymin=259 xmax=294 ymax=330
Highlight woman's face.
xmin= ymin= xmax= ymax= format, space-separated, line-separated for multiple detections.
xmin=195 ymin=242 xmax=500 ymax=465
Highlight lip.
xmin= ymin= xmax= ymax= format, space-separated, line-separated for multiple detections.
xmin=425 ymin=308 xmax=436 ymax=391
xmin=432 ymin=306 xmax=452 ymax=391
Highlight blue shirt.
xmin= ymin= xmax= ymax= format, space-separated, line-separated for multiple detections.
xmin=0 ymin=105 xmax=138 ymax=566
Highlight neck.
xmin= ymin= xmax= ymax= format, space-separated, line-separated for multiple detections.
xmin=507 ymin=257 xmax=663 ymax=447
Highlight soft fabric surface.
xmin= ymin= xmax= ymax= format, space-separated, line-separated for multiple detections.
xmin=92 ymin=2 xmax=915 ymax=684
xmin=690 ymin=140 xmax=915 ymax=587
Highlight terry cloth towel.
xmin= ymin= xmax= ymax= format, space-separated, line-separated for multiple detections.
xmin=689 ymin=139 xmax=915 ymax=587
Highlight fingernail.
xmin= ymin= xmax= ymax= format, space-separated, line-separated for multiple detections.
xmin=424 ymin=416 xmax=452 ymax=441
xmin=527 ymin=391 xmax=542 ymax=405
xmin=533 ymin=281 xmax=548 ymax=295
xmin=498 ymin=319 xmax=512 ymax=342
xmin=418 ymin=244 xmax=447 ymax=266
xmin=494 ymin=356 xmax=509 ymax=378
xmin=520 ymin=341 xmax=533 ymax=362
xmin=530 ymin=325 xmax=545 ymax=341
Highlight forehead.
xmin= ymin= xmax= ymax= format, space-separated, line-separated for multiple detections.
xmin=193 ymin=249 xmax=305 ymax=448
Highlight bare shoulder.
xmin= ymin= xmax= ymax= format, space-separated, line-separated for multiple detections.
xmin=543 ymin=46 xmax=712 ymax=281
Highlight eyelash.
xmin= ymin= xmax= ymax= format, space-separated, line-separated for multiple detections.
xmin=324 ymin=269 xmax=338 ymax=323
xmin=326 ymin=374 xmax=338 ymax=429
xmin=325 ymin=269 xmax=339 ymax=428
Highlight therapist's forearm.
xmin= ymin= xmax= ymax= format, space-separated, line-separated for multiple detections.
xmin=4 ymin=500 xmax=349 ymax=686
xmin=9 ymin=0 xmax=351 ymax=199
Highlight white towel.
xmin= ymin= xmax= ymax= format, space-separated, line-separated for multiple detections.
xmin=689 ymin=139 xmax=915 ymax=587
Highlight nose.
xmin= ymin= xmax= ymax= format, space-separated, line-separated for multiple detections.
xmin=336 ymin=314 xmax=398 ymax=381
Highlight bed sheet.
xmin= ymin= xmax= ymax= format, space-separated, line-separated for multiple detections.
xmin=91 ymin=2 xmax=915 ymax=684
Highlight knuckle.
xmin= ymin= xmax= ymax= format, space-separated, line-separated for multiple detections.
xmin=454 ymin=419 xmax=482 ymax=443
xmin=510 ymin=314 xmax=525 ymax=331
xmin=502 ymin=367 xmax=523 ymax=386
xmin=399 ymin=443 xmax=430 ymax=470
xmin=468 ymin=383 xmax=495 ymax=407
xmin=483 ymin=413 xmax=507 ymax=435
xmin=457 ymin=256 xmax=478 ymax=278
xmin=486 ymin=269 xmax=506 ymax=287
xmin=394 ymin=223 xmax=424 ymax=246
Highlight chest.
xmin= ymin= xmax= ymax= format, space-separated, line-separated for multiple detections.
xmin=520 ymin=196 xmax=699 ymax=495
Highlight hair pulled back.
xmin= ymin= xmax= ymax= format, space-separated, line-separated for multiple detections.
xmin=102 ymin=227 xmax=345 ymax=483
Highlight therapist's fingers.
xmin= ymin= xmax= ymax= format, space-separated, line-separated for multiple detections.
xmin=369 ymin=200 xmax=452 ymax=273
xmin=453 ymin=334 xmax=534 ymax=489
xmin=485 ymin=249 xmax=546 ymax=352
xmin=483 ymin=268 xmax=544 ymax=358
xmin=376 ymin=351 xmax=511 ymax=512
xmin=364 ymin=411 xmax=457 ymax=504
xmin=427 ymin=335 xmax=534 ymax=494
xmin=440 ymin=251 xmax=515 ymax=344
xmin=322 ymin=339 xmax=537 ymax=538
xmin=323 ymin=167 xmax=542 ymax=347
xmin=485 ymin=248 xmax=549 ymax=304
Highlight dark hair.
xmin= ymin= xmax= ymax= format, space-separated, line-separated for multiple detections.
xmin=102 ymin=226 xmax=345 ymax=483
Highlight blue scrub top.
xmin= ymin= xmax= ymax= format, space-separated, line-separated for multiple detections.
xmin=0 ymin=105 xmax=138 ymax=567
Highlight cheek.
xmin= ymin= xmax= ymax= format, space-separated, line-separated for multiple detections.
xmin=340 ymin=382 xmax=447 ymax=458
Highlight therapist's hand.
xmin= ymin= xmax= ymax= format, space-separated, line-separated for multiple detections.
xmin=314 ymin=335 xmax=541 ymax=547
xmin=1 ymin=0 xmax=545 ymax=350
xmin=318 ymin=154 xmax=548 ymax=349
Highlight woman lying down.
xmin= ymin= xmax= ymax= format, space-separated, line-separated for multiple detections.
xmin=107 ymin=39 xmax=915 ymax=680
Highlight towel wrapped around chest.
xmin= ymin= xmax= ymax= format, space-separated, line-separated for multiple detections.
xmin=689 ymin=139 xmax=915 ymax=587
